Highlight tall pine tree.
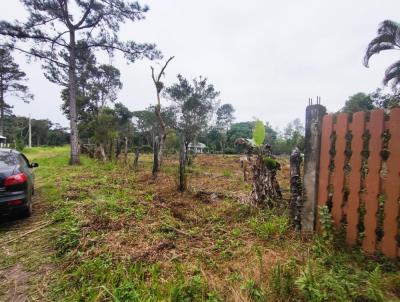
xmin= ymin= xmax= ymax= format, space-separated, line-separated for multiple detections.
xmin=0 ymin=0 xmax=161 ymax=164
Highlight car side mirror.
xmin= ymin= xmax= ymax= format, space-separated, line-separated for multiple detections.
xmin=30 ymin=163 xmax=39 ymax=168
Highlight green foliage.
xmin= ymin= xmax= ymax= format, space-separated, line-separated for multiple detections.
xmin=342 ymin=92 xmax=375 ymax=113
xmin=263 ymin=156 xmax=278 ymax=169
xmin=5 ymin=115 xmax=69 ymax=148
xmin=242 ymin=279 xmax=266 ymax=302
xmin=318 ymin=206 xmax=334 ymax=242
xmin=171 ymin=269 xmax=222 ymax=302
xmin=270 ymin=260 xmax=298 ymax=299
xmin=54 ymin=217 xmax=80 ymax=257
xmin=295 ymin=261 xmax=386 ymax=302
xmin=250 ymin=211 xmax=289 ymax=240
xmin=366 ymin=266 xmax=385 ymax=302
xmin=252 ymin=121 xmax=265 ymax=146
xmin=140 ymin=145 xmax=153 ymax=153
xmin=223 ymin=147 xmax=236 ymax=154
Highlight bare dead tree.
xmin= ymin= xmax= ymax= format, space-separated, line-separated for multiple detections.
xmin=150 ymin=56 xmax=174 ymax=177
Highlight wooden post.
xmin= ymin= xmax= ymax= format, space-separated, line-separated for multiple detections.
xmin=179 ymin=132 xmax=187 ymax=192
xmin=301 ymin=103 xmax=326 ymax=233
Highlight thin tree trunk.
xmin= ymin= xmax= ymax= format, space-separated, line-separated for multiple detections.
xmin=124 ymin=137 xmax=128 ymax=164
xmin=179 ymin=133 xmax=187 ymax=192
xmin=152 ymin=104 xmax=166 ymax=176
xmin=108 ymin=140 xmax=113 ymax=161
xmin=0 ymin=88 xmax=4 ymax=137
xmin=116 ymin=138 xmax=121 ymax=160
xmin=152 ymin=135 xmax=160 ymax=177
xmin=68 ymin=30 xmax=80 ymax=165
xmin=133 ymin=147 xmax=139 ymax=170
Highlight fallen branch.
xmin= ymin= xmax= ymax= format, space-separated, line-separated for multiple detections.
xmin=0 ymin=221 xmax=53 ymax=247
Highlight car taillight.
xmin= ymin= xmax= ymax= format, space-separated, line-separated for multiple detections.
xmin=4 ymin=173 xmax=27 ymax=186
xmin=8 ymin=199 xmax=23 ymax=206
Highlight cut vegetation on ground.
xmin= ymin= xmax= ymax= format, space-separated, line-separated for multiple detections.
xmin=0 ymin=147 xmax=399 ymax=301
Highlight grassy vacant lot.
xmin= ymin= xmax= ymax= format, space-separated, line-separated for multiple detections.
xmin=0 ymin=146 xmax=399 ymax=301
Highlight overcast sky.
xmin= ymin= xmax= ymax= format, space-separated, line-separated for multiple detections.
xmin=1 ymin=0 xmax=400 ymax=131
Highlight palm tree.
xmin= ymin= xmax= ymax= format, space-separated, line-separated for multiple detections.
xmin=364 ymin=20 xmax=400 ymax=90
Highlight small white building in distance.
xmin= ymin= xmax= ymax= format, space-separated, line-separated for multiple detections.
xmin=188 ymin=142 xmax=207 ymax=154
xmin=0 ymin=136 xmax=6 ymax=148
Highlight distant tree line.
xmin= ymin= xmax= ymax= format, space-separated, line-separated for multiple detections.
xmin=4 ymin=114 xmax=69 ymax=150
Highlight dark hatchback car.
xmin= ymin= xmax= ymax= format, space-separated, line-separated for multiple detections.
xmin=0 ymin=149 xmax=38 ymax=219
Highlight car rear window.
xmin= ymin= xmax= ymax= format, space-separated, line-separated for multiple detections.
xmin=0 ymin=152 xmax=18 ymax=167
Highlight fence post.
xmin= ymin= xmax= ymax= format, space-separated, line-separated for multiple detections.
xmin=301 ymin=104 xmax=326 ymax=233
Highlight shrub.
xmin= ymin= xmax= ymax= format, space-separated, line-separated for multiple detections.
xmin=224 ymin=147 xmax=237 ymax=154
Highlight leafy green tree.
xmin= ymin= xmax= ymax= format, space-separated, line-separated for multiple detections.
xmin=90 ymin=65 xmax=122 ymax=111
xmin=205 ymin=127 xmax=223 ymax=152
xmin=342 ymin=93 xmax=375 ymax=113
xmin=4 ymin=113 xmax=69 ymax=147
xmin=47 ymin=124 xmax=69 ymax=146
xmin=0 ymin=48 xmax=33 ymax=136
xmin=0 ymin=0 xmax=161 ymax=164
xmin=165 ymin=75 xmax=219 ymax=155
xmin=364 ymin=20 xmax=400 ymax=91
xmin=216 ymin=103 xmax=235 ymax=154
xmin=273 ymin=119 xmax=304 ymax=154
xmin=227 ymin=122 xmax=255 ymax=152
xmin=165 ymin=75 xmax=219 ymax=191
xmin=31 ymin=119 xmax=52 ymax=146
xmin=132 ymin=106 xmax=176 ymax=149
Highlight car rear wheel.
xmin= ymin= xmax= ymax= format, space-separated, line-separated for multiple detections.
xmin=20 ymin=201 xmax=32 ymax=218
xmin=21 ymin=191 xmax=33 ymax=218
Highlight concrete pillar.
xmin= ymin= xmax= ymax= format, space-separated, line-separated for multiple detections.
xmin=301 ymin=104 xmax=326 ymax=233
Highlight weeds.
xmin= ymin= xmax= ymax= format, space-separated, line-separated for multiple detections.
xmin=249 ymin=210 xmax=289 ymax=241
xmin=242 ymin=279 xmax=266 ymax=302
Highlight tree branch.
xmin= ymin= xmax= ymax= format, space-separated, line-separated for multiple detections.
xmin=156 ymin=56 xmax=175 ymax=82
xmin=0 ymin=45 xmax=68 ymax=68
xmin=57 ymin=0 xmax=73 ymax=29
xmin=30 ymin=17 xmax=58 ymax=28
xmin=74 ymin=0 xmax=95 ymax=29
